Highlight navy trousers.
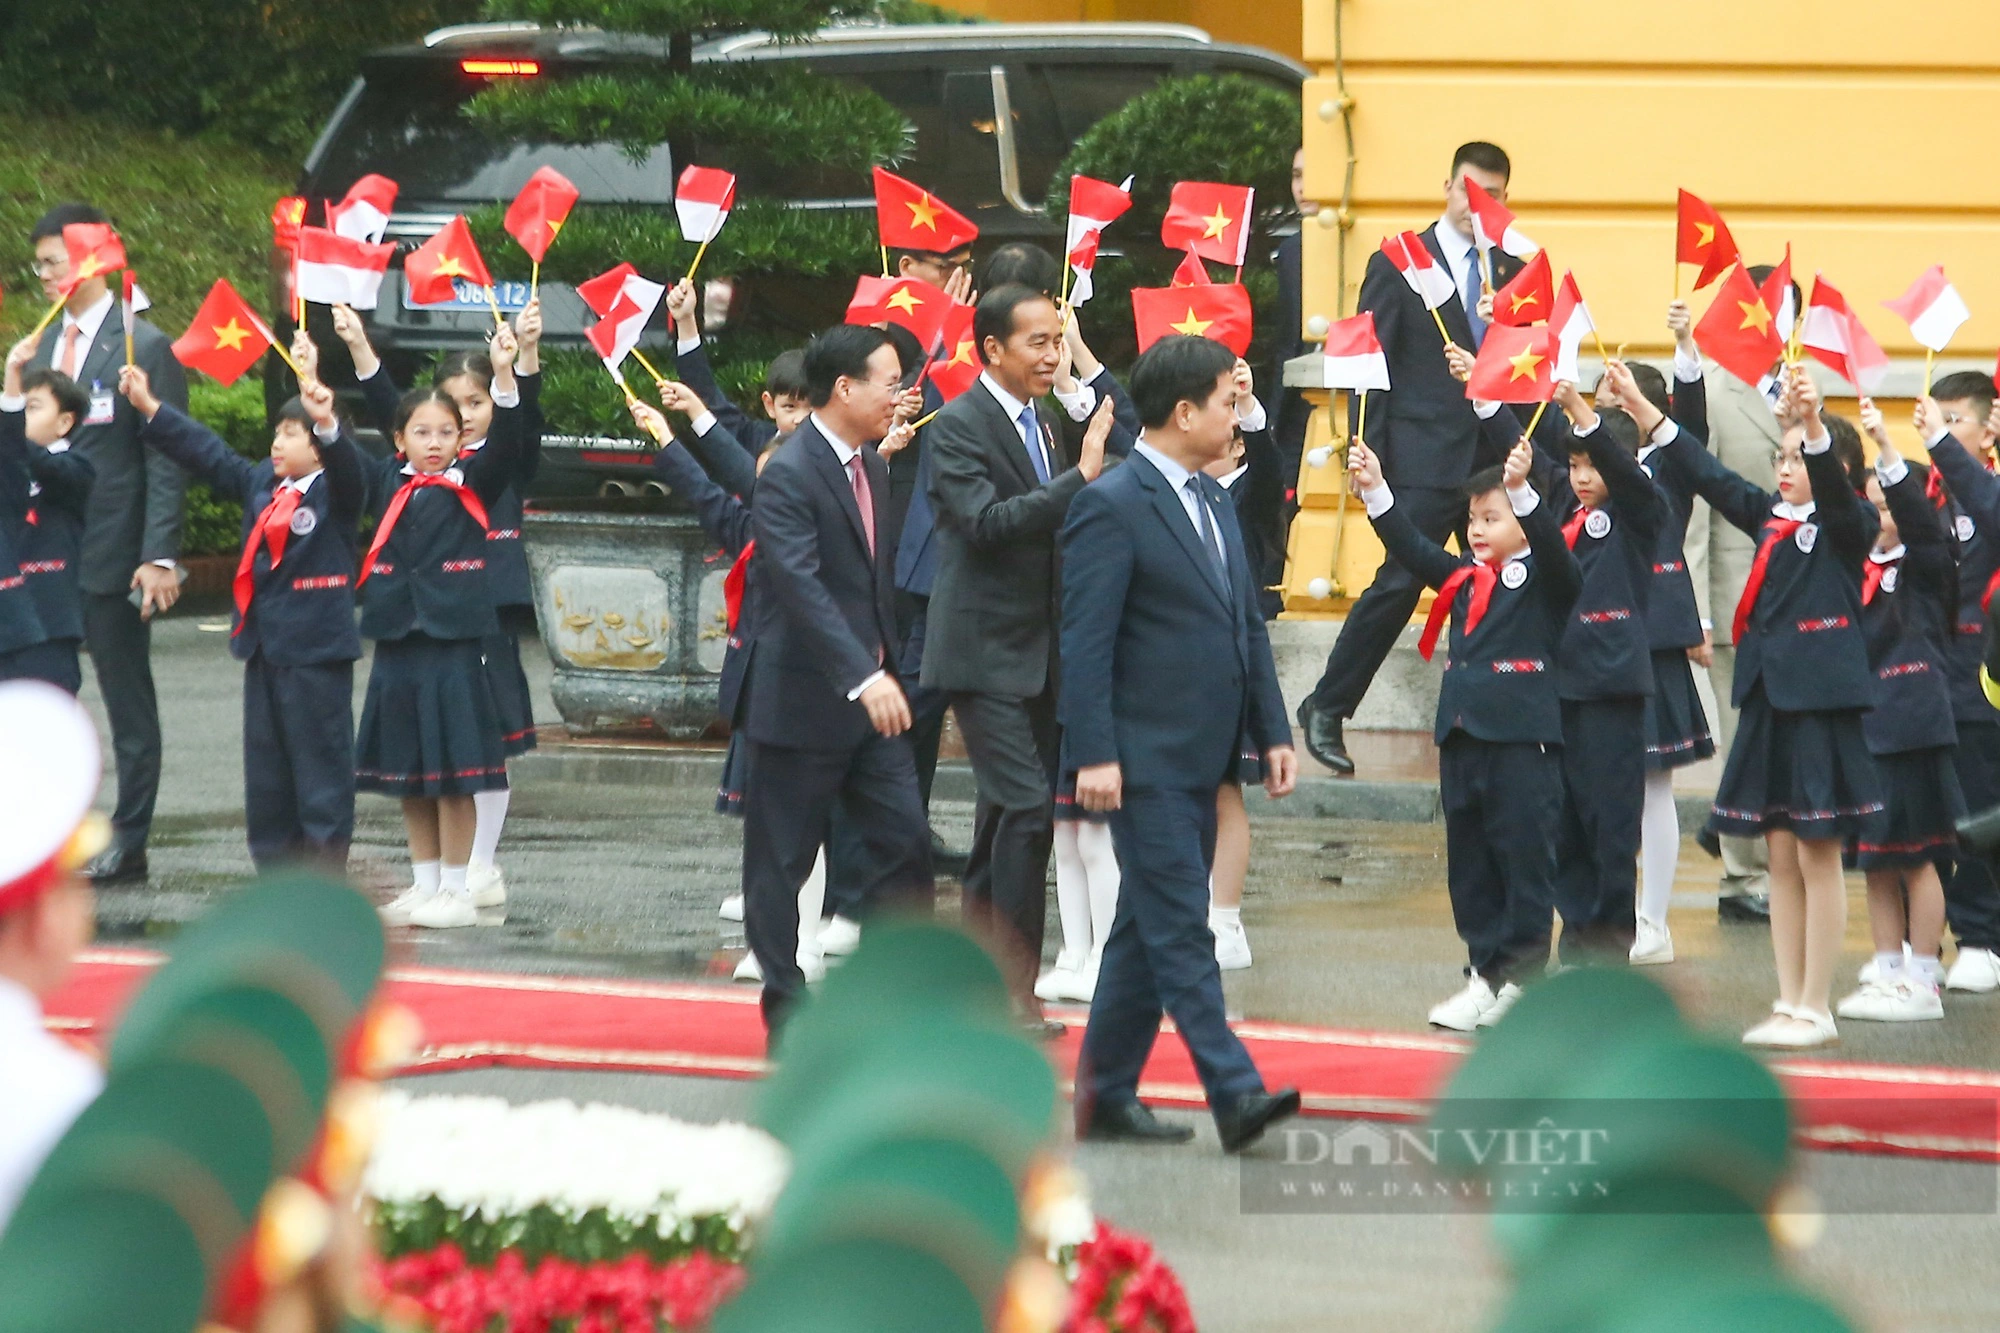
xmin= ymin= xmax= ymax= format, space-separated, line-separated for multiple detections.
xmin=0 ymin=637 xmax=82 ymax=694
xmin=1554 ymin=697 xmax=1646 ymax=964
xmin=243 ymin=653 xmax=355 ymax=872
xmin=1439 ymin=734 xmax=1562 ymax=986
xmin=1079 ymin=786 xmax=1265 ymax=1122
xmin=1948 ymin=720 xmax=2000 ymax=951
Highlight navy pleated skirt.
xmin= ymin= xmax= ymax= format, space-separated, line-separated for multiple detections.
xmin=1707 ymin=684 xmax=1883 ymax=841
xmin=356 ymin=633 xmax=511 ymax=797
xmin=1644 ymin=648 xmax=1715 ymax=772
xmin=481 ymin=628 xmax=538 ymax=758
xmin=1847 ymin=745 xmax=1965 ymax=872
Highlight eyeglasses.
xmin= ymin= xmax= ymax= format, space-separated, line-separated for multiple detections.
xmin=851 ymin=375 xmax=903 ymax=392
xmin=402 ymin=427 xmax=457 ymax=445
xmin=30 ymin=257 xmax=67 ymax=276
xmin=1942 ymin=412 xmax=1976 ymax=426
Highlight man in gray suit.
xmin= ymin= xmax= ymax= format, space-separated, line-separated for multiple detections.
xmin=923 ymin=284 xmax=1112 ymax=1029
xmin=27 ymin=203 xmax=188 ymax=883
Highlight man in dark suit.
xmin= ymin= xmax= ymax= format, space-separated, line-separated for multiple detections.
xmin=922 ymin=284 xmax=1113 ymax=1030
xmin=739 ymin=324 xmax=934 ymax=1036
xmin=1062 ymin=335 xmax=1301 ymax=1153
xmin=27 ymin=203 xmax=188 ymax=882
xmin=1295 ymin=143 xmax=1520 ymax=775
xmin=1267 ymin=149 xmax=1312 ymax=489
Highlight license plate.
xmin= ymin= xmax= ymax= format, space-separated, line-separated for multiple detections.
xmin=401 ymin=278 xmax=532 ymax=312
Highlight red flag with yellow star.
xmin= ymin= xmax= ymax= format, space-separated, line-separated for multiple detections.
xmin=1464 ymin=324 xmax=1556 ymax=404
xmin=1170 ymin=249 xmax=1211 ymax=288
xmin=60 ymin=223 xmax=126 ymax=294
xmin=1694 ymin=262 xmax=1785 ymax=386
xmin=1159 ymin=181 xmax=1254 ymax=267
xmin=876 ymin=276 xmax=954 ymax=349
xmin=505 ymin=166 xmax=579 ymax=262
xmin=1132 ymin=283 xmax=1253 ymax=356
xmin=404 ymin=215 xmax=493 ymax=305
xmin=929 ymin=303 xmax=980 ymax=401
xmin=1491 ymin=249 xmax=1553 ymax=328
xmin=873 ymin=167 xmax=978 ymax=254
xmin=1676 ymin=190 xmax=1739 ymax=292
xmin=171 ymin=279 xmax=279 ymax=386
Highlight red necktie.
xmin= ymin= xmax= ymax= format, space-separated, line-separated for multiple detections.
xmin=1731 ymin=518 xmax=1804 ymax=644
xmin=1561 ymin=509 xmax=1588 ymax=549
xmin=1418 ymin=560 xmax=1499 ymax=661
xmin=356 ymin=473 xmax=491 ymax=589
xmin=1926 ymin=466 xmax=1946 ymax=508
xmin=231 ymin=485 xmax=301 ymax=634
xmin=1862 ymin=558 xmax=1894 ymax=606
xmin=723 ymin=542 xmax=754 ymax=631
xmin=846 ymin=453 xmax=875 ymax=557
xmin=57 ymin=324 xmax=82 ymax=380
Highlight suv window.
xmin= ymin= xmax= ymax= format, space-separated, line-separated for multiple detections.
xmin=312 ymin=66 xmax=675 ymax=204
xmin=1007 ymin=62 xmax=1171 ymax=201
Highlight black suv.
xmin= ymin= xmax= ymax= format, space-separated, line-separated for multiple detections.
xmin=284 ymin=19 xmax=1305 ymax=479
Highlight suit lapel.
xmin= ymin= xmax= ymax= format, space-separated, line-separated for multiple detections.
xmin=805 ymin=424 xmax=872 ymax=555
xmin=1423 ymin=225 xmax=1478 ymax=348
xmin=74 ymin=305 xmax=127 ymax=391
xmin=976 ymin=383 xmax=1042 ymax=491
xmin=1137 ymin=454 xmax=1231 ymax=609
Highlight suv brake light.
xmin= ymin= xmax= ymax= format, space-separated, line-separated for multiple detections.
xmin=462 ymin=59 xmax=539 ymax=76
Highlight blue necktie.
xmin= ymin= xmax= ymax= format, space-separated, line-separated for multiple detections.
xmin=1019 ymin=405 xmax=1049 ymax=483
xmin=1187 ymin=477 xmax=1228 ymax=590
xmin=1462 ymin=249 xmax=1487 ymax=349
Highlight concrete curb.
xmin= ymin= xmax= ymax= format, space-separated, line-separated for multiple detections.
xmin=515 ymin=744 xmax=1717 ymax=828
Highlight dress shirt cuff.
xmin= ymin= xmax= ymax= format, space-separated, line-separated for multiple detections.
xmin=678 ymin=335 xmax=702 ymax=355
xmin=491 ymin=386 xmax=521 ymax=409
xmin=150 ymin=559 xmax=179 ymax=572
xmin=846 ymin=669 xmax=886 ymax=702
xmin=1927 ymin=429 xmax=1953 ymax=453
xmin=1876 ymin=454 xmax=1910 ymax=486
xmin=1236 ymin=396 xmax=1267 ymax=432
xmin=1508 ymin=483 xmax=1540 ymax=516
xmin=1473 ymin=399 xmax=1501 ymax=419
xmin=1673 ymin=347 xmax=1703 ymax=383
xmin=1802 ymin=430 xmax=1831 ymax=455
xmin=312 ymin=419 xmax=339 ymax=443
xmin=1573 ymin=416 xmax=1600 ymax=437
xmin=1053 ymin=382 xmax=1097 ymax=422
xmin=356 ymin=362 xmax=379 ymax=382
xmin=1700 ymin=618 xmax=1713 ymax=631
xmin=0 ymin=394 xmax=22 ymax=413
xmin=1362 ymin=482 xmax=1394 ymax=519
xmin=1649 ymin=418 xmax=1680 ymax=446
xmin=690 ymin=410 xmax=717 ymax=437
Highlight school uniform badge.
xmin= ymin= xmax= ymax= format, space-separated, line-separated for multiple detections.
xmin=1958 ymin=515 xmax=1976 ymax=542
xmin=1584 ymin=509 xmax=1611 ymax=539
xmin=289 ymin=507 xmax=318 ymax=536
xmin=1882 ymin=566 xmax=1900 ymax=593
xmin=1500 ymin=561 xmax=1528 ymax=589
xmin=1795 ymin=523 xmax=1818 ymax=553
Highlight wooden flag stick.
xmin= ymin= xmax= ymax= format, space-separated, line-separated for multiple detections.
xmin=28 ymin=293 xmax=66 ymax=341
xmin=1357 ymin=390 xmax=1368 ymax=444
xmin=1593 ymin=330 xmax=1612 ymax=366
xmin=268 ymin=335 xmax=306 ymax=381
xmin=1673 ymin=260 xmax=1680 ymax=303
xmin=1924 ymin=348 xmax=1936 ymax=397
xmin=1428 ymin=306 xmax=1452 ymax=348
xmin=1480 ymin=245 xmax=1495 ymax=296
xmin=484 ymin=285 xmax=507 ymax=329
xmin=684 ymin=236 xmax=714 ymax=286
xmin=910 ymin=407 xmax=941 ymax=431
xmin=880 ymin=244 xmax=891 ymax=278
xmin=1524 ymin=398 xmax=1552 ymax=437
xmin=531 ymin=259 xmax=540 ymax=305
xmin=631 ymin=348 xmax=671 ymax=387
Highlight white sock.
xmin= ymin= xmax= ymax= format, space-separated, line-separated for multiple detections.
xmin=470 ymin=788 xmax=510 ymax=868
xmin=797 ymin=847 xmax=827 ymax=949
xmin=1912 ymin=953 xmax=1943 ymax=987
xmin=412 ymin=861 xmax=441 ymax=895
xmin=1874 ymin=950 xmax=1905 ymax=984
xmin=1210 ymin=905 xmax=1242 ymax=927
xmin=440 ymin=864 xmax=470 ymax=899
xmin=1639 ymin=770 xmax=1679 ymax=925
xmin=1050 ymin=822 xmax=1091 ymax=970
xmin=1078 ymin=821 xmax=1120 ymax=964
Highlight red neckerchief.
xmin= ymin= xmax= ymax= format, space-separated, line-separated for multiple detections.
xmin=355 ymin=471 xmax=490 ymax=589
xmin=231 ymin=484 xmax=304 ymax=634
xmin=1862 ymin=554 xmax=1898 ymax=606
xmin=1418 ymin=560 xmax=1500 ymax=661
xmin=723 ymin=542 xmax=755 ymax=631
xmin=1731 ymin=518 xmax=1804 ymax=642
xmin=1561 ymin=508 xmax=1590 ymax=549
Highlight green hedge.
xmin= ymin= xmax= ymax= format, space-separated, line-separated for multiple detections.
xmin=178 ymin=379 xmax=275 ymax=557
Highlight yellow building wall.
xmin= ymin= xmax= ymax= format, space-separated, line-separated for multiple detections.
xmin=943 ymin=0 xmax=1303 ymax=62
xmin=1282 ymin=0 xmax=2000 ymax=615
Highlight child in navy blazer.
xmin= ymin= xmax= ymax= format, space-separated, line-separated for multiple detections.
xmin=1833 ymin=409 xmax=1958 ymax=1024
xmin=1647 ymin=371 xmax=1881 ymax=1049
xmin=1350 ymin=432 xmax=1581 ymax=1031
xmin=360 ymin=324 xmax=525 ymax=930
xmin=666 ymin=278 xmax=810 ymax=457
xmin=119 ymin=368 xmax=362 ymax=872
xmin=0 ymin=343 xmax=93 ymax=694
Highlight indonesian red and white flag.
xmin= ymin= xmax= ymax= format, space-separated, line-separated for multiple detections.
xmin=1064 ymin=174 xmax=1132 ymax=305
xmin=587 ymin=290 xmax=656 ymax=370
xmin=1321 ymin=312 xmax=1390 ymax=392
xmin=1883 ymin=265 xmax=1971 ymax=352
xmin=674 ymin=166 xmax=737 ymax=245
xmin=1549 ymin=271 xmax=1595 ymax=385
xmin=575 ymin=263 xmax=665 ymax=324
xmin=1381 ymin=231 xmax=1454 ymax=310
xmin=291 ymin=226 xmax=394 ymax=309
xmin=122 ymin=270 xmax=151 ymax=316
xmin=1801 ymin=275 xmax=1889 ymax=394
xmin=1464 ymin=178 xmax=1537 ymax=260
xmin=327 ymin=174 xmax=398 ymax=245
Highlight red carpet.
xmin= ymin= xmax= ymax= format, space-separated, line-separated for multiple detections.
xmin=48 ymin=949 xmax=2000 ymax=1163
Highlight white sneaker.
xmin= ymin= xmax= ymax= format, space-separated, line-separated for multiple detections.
xmin=407 ymin=892 xmax=479 ymax=929
xmin=1629 ymin=916 xmax=1674 ymax=966
xmin=1428 ymin=975 xmax=1498 ymax=1032
xmin=1946 ymin=946 xmax=2000 ymax=993
xmin=1858 ymin=943 xmax=1914 ymax=986
xmin=718 ymin=893 xmax=745 ymax=923
xmin=1749 ymin=1009 xmax=1838 ymax=1049
xmin=467 ymin=862 xmax=507 ymax=909
xmin=1034 ymin=965 xmax=1093 ymax=1004
xmin=1837 ymin=979 xmax=1944 ymax=1022
xmin=798 ymin=949 xmax=827 ymax=984
xmin=733 ymin=951 xmax=763 ymax=983
xmin=817 ymin=915 xmax=862 ymax=956
xmin=1475 ymin=982 xmax=1524 ymax=1028
xmin=1741 ymin=1002 xmax=1802 ymax=1046
xmin=378 ymin=884 xmax=435 ymax=927
xmin=1213 ymin=918 xmax=1253 ymax=971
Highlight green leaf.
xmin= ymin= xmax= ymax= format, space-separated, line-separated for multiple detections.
xmin=483 ymin=0 xmax=883 ymax=41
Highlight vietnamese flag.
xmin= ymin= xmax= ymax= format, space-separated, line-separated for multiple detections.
xmin=1694 ymin=262 xmax=1785 ymax=386
xmin=1464 ymin=324 xmax=1556 ymax=404
xmin=1676 ymin=190 xmax=1739 ymax=291
xmin=1171 ymin=249 xmax=1211 ymax=287
xmin=1491 ymin=250 xmax=1553 ymax=327
xmin=1160 ymin=181 xmax=1254 ymax=267
xmin=505 ymin=167 xmax=579 ymax=262
xmin=929 ymin=303 xmax=981 ymax=402
xmin=875 ymin=277 xmax=954 ymax=350
xmin=171 ymin=279 xmax=280 ymax=386
xmin=61 ymin=223 xmax=126 ymax=293
xmin=404 ymin=216 xmax=493 ymax=305
xmin=873 ymin=166 xmax=978 ymax=254
xmin=844 ymin=274 xmax=898 ymax=325
xmin=1132 ymin=283 xmax=1253 ymax=356
xmin=271 ymin=197 xmax=307 ymax=253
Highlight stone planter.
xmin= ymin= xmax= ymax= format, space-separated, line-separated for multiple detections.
xmin=522 ymin=499 xmax=730 ymax=739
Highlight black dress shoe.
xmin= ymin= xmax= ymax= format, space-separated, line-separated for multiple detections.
xmin=1718 ymin=893 xmax=1771 ymax=923
xmin=1216 ymin=1088 xmax=1302 ymax=1154
xmin=83 ymin=845 xmax=148 ymax=885
xmin=1078 ymin=1101 xmax=1194 ymax=1145
xmin=1693 ymin=826 xmax=1722 ymax=860
xmin=1296 ymin=699 xmax=1354 ymax=776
